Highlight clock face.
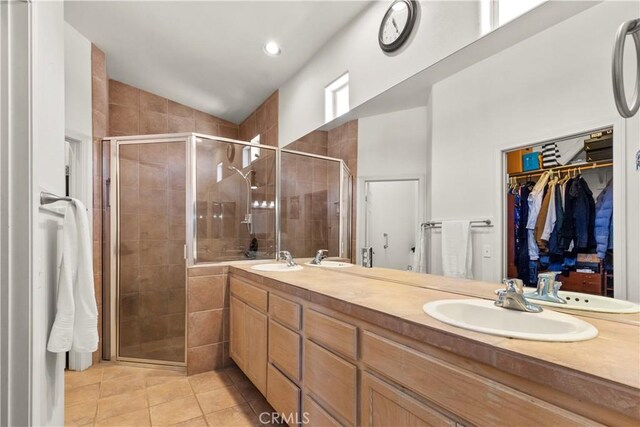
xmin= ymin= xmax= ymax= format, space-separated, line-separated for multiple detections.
xmin=379 ymin=0 xmax=417 ymax=52
xmin=382 ymin=2 xmax=410 ymax=45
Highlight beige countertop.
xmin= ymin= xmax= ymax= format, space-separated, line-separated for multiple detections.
xmin=228 ymin=260 xmax=640 ymax=416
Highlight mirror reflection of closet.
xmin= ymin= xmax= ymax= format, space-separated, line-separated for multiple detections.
xmin=505 ymin=128 xmax=614 ymax=297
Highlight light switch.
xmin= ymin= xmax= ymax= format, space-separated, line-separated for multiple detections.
xmin=482 ymin=245 xmax=492 ymax=258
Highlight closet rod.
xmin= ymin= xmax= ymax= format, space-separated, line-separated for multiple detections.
xmin=422 ymin=219 xmax=492 ymax=229
xmin=508 ymin=160 xmax=613 ymax=179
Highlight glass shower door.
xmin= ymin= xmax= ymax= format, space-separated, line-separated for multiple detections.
xmin=117 ymin=141 xmax=186 ymax=364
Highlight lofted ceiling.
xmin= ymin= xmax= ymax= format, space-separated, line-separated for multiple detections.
xmin=65 ymin=1 xmax=372 ymax=124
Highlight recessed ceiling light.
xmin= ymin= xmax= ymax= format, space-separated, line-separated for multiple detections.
xmin=263 ymin=41 xmax=281 ymax=56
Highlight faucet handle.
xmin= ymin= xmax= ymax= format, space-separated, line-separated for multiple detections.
xmin=552 ymin=281 xmax=563 ymax=299
xmin=503 ymin=278 xmax=524 ymax=294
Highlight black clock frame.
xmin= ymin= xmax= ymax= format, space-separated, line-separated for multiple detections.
xmin=378 ymin=0 xmax=418 ymax=53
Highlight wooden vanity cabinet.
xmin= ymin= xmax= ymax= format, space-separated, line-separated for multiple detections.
xmin=361 ymin=373 xmax=456 ymax=427
xmin=229 ymin=278 xmax=268 ymax=394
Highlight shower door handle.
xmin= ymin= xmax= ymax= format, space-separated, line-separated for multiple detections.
xmin=383 ymin=233 xmax=389 ymax=249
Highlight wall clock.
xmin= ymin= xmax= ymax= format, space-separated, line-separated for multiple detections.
xmin=379 ymin=0 xmax=417 ymax=53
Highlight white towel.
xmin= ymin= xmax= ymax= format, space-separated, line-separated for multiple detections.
xmin=411 ymin=225 xmax=428 ymax=273
xmin=441 ymin=220 xmax=473 ymax=279
xmin=47 ymin=199 xmax=99 ymax=353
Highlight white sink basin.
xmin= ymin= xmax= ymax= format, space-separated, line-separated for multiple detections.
xmin=533 ymin=291 xmax=640 ymax=314
xmin=423 ymin=299 xmax=598 ymax=342
xmin=251 ymin=263 xmax=303 ymax=272
xmin=304 ymin=261 xmax=353 ymax=268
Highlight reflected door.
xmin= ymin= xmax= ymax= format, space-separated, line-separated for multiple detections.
xmin=365 ymin=180 xmax=418 ymax=270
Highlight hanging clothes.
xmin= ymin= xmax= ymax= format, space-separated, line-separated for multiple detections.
xmin=540 ymin=178 xmax=558 ymax=244
xmin=541 ymin=142 xmax=561 ymax=167
xmin=526 ymin=171 xmax=551 ymax=261
xmin=517 ymin=183 xmax=534 ymax=284
xmin=594 ymin=179 xmax=614 ymax=259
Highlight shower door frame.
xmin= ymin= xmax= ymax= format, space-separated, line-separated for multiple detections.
xmin=107 ymin=134 xmax=191 ymax=366
xmin=105 ymin=133 xmax=355 ymax=366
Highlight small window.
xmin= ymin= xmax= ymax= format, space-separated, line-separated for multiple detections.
xmin=216 ymin=162 xmax=223 ymax=183
xmin=325 ymin=72 xmax=349 ymax=122
xmin=481 ymin=0 xmax=546 ymax=33
xmin=250 ymin=135 xmax=261 ymax=163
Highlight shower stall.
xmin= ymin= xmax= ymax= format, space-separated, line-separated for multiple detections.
xmin=105 ymin=133 xmax=352 ymax=366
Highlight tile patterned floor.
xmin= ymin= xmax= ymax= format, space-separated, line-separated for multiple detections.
xmin=64 ymin=362 xmax=279 ymax=426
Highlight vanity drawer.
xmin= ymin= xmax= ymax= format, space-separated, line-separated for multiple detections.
xmin=304 ymin=395 xmax=342 ymax=427
xmin=269 ymin=294 xmax=302 ymax=331
xmin=269 ymin=319 xmax=301 ymax=382
xmin=267 ymin=364 xmax=300 ymax=424
xmin=560 ymin=272 xmax=602 ymax=295
xmin=304 ymin=340 xmax=357 ymax=426
xmin=361 ymin=331 xmax=596 ymax=426
xmin=305 ymin=309 xmax=357 ymax=360
xmin=230 ymin=277 xmax=268 ymax=312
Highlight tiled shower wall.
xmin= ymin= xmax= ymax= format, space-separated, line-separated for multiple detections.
xmin=239 ymin=91 xmax=278 ymax=146
xmin=282 ymin=121 xmax=358 ymax=261
xmin=91 ymin=45 xmax=108 ymax=364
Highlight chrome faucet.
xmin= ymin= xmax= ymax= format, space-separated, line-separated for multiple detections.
xmin=525 ymin=272 xmax=566 ymax=304
xmin=310 ymin=249 xmax=329 ymax=265
xmin=278 ymin=251 xmax=297 ymax=267
xmin=495 ymin=279 xmax=543 ymax=313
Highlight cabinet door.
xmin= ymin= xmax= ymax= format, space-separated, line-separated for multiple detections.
xmin=361 ymin=373 xmax=456 ymax=427
xmin=245 ymin=304 xmax=268 ymax=394
xmin=230 ymin=296 xmax=246 ymax=370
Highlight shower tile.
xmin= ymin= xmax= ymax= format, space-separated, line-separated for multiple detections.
xmin=120 ymin=265 xmax=140 ymax=294
xmin=187 ymin=275 xmax=225 ymax=312
xmin=187 ymin=310 xmax=223 ymax=348
xmin=139 ymin=291 xmax=169 ymax=317
xmin=168 ymin=312 xmax=186 ymax=337
xmin=168 ymin=100 xmax=195 ymax=118
xmin=139 ymin=111 xmax=168 ymax=135
xmin=119 ymin=294 xmax=139 ymax=321
xmin=109 ymin=80 xmax=140 ymax=108
xmin=195 ymin=110 xmax=218 ymax=124
xmin=120 ymin=213 xmax=140 ymax=241
xmin=120 ymin=186 xmax=140 ymax=214
xmin=140 ymin=240 xmax=168 ymax=266
xmin=120 ymin=241 xmax=140 ymax=267
xmin=138 ymin=189 xmax=167 ymax=214
xmin=167 ymin=289 xmax=186 ymax=315
xmin=120 ymin=144 xmax=139 ymax=161
xmin=109 ymin=104 xmax=139 ymax=135
xmin=139 ymin=163 xmax=167 ymax=192
xmin=169 ymin=215 xmax=186 ymax=240
xmin=140 ymin=316 xmax=169 ymax=342
xmin=140 ymin=90 xmax=168 ymax=114
xmin=139 ymin=143 xmax=168 ymax=165
xmin=169 ymin=115 xmax=195 ymax=133
xmin=139 ymin=265 xmax=169 ymax=292
xmin=187 ymin=343 xmax=224 ymax=375
xmin=169 ymin=163 xmax=186 ymax=191
xmin=168 ymin=190 xmax=186 ymax=216
xmin=168 ymin=239 xmax=186 ymax=264
xmin=119 ymin=158 xmax=139 ymax=188
xmin=262 ymin=124 xmax=278 ymax=147
xmin=168 ymin=264 xmax=186 ymax=288
xmin=119 ymin=321 xmax=141 ymax=348
xmin=139 ymin=213 xmax=168 ymax=240
xmin=92 ymin=77 xmax=108 ymax=115
xmin=195 ymin=120 xmax=219 ymax=136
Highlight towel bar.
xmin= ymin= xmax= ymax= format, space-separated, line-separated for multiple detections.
xmin=421 ymin=219 xmax=492 ymax=229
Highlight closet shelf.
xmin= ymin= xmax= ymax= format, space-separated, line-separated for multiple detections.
xmin=508 ymin=160 xmax=613 ymax=179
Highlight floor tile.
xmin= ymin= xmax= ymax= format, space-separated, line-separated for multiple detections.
xmin=187 ymin=370 xmax=232 ymax=394
xmin=96 ymin=408 xmax=151 ymax=427
xmin=220 ymin=366 xmax=246 ymax=384
xmin=144 ymin=368 xmax=186 ymax=387
xmin=149 ymin=395 xmax=202 ymax=426
xmin=235 ymin=381 xmax=262 ymax=403
xmin=65 ymin=382 xmax=100 ymax=406
xmin=96 ymin=389 xmax=148 ymax=421
xmin=169 ymin=415 xmax=208 ymax=426
xmin=196 ymin=385 xmax=245 ymax=415
xmin=100 ymin=372 xmax=146 ymax=398
xmin=101 ymin=365 xmax=148 ymax=381
xmin=65 ymin=366 xmax=104 ymax=390
xmin=65 ymin=400 xmax=98 ymax=426
xmin=204 ymin=403 xmax=258 ymax=427
xmin=147 ymin=378 xmax=193 ymax=406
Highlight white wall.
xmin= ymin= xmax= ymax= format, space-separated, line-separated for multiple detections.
xmin=33 ymin=1 xmax=66 ymax=425
xmin=278 ymin=1 xmax=481 ymax=147
xmin=65 ymin=22 xmax=92 ymax=141
xmin=428 ymin=1 xmax=640 ymax=301
xmin=356 ymin=106 xmax=430 ymax=263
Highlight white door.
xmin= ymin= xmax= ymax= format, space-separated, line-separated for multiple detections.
xmin=365 ymin=180 xmax=419 ymax=270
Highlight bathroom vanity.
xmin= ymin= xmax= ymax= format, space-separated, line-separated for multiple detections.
xmin=224 ymin=262 xmax=640 ymax=426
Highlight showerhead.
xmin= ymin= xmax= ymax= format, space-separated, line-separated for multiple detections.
xmin=228 ymin=166 xmax=256 ymax=186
